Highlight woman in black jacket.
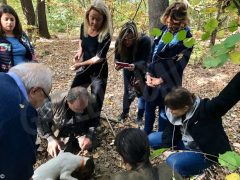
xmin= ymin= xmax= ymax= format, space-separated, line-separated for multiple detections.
xmin=148 ymin=72 xmax=240 ymax=177
xmin=115 ymin=21 xmax=151 ymax=124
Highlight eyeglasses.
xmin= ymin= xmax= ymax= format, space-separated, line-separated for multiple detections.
xmin=41 ymin=88 xmax=51 ymax=101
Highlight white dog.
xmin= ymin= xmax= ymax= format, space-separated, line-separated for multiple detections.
xmin=33 ymin=152 xmax=94 ymax=180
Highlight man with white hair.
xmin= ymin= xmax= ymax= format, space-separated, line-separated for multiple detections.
xmin=0 ymin=63 xmax=52 ymax=180
xmin=37 ymin=86 xmax=100 ymax=157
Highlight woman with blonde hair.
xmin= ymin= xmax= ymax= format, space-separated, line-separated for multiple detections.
xmin=71 ymin=0 xmax=112 ymax=125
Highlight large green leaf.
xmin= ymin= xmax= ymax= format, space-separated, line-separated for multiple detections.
xmin=228 ymin=20 xmax=238 ymax=32
xmin=177 ymin=30 xmax=187 ymax=41
xmin=203 ymin=54 xmax=229 ymax=68
xmin=183 ymin=37 xmax=195 ymax=48
xmin=162 ymin=32 xmax=174 ymax=44
xmin=223 ymin=33 xmax=240 ymax=48
xmin=229 ymin=51 xmax=240 ymax=64
xmin=201 ymin=32 xmax=211 ymax=41
xmin=211 ymin=44 xmax=231 ymax=56
xmin=218 ymin=151 xmax=240 ymax=171
xmin=150 ymin=28 xmax=162 ymax=37
xmin=150 ymin=148 xmax=167 ymax=160
xmin=204 ymin=19 xmax=219 ymax=33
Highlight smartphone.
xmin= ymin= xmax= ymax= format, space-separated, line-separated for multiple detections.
xmin=115 ymin=61 xmax=131 ymax=68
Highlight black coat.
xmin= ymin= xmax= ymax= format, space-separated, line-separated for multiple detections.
xmin=162 ymin=72 xmax=240 ymax=161
xmin=144 ymin=26 xmax=193 ymax=102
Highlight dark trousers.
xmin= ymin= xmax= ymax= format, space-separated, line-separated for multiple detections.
xmin=71 ymin=69 xmax=108 ymax=122
xmin=122 ymin=69 xmax=145 ymax=117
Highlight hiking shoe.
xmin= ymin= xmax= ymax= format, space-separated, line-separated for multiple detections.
xmin=117 ymin=112 xmax=129 ymax=121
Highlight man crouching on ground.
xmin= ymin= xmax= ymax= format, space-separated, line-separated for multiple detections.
xmin=37 ymin=86 xmax=100 ymax=157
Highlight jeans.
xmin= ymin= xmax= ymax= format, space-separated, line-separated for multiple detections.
xmin=144 ymin=98 xmax=168 ymax=135
xmin=148 ymin=132 xmax=212 ymax=177
xmin=122 ymin=69 xmax=145 ymax=117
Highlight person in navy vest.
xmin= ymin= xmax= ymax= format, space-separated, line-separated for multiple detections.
xmin=0 ymin=63 xmax=52 ymax=180
xmin=144 ymin=2 xmax=193 ymax=135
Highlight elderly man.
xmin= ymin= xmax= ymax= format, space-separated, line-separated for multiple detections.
xmin=0 ymin=63 xmax=52 ymax=180
xmin=37 ymin=86 xmax=100 ymax=157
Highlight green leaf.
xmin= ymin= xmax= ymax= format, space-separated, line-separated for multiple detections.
xmin=150 ymin=28 xmax=162 ymax=37
xmin=150 ymin=148 xmax=167 ymax=160
xmin=204 ymin=19 xmax=219 ymax=33
xmin=218 ymin=151 xmax=240 ymax=171
xmin=211 ymin=44 xmax=231 ymax=56
xmin=226 ymin=1 xmax=239 ymax=11
xmin=177 ymin=30 xmax=187 ymax=41
xmin=203 ymin=54 xmax=229 ymax=68
xmin=217 ymin=30 xmax=225 ymax=39
xmin=203 ymin=7 xmax=218 ymax=13
xmin=228 ymin=20 xmax=238 ymax=32
xmin=162 ymin=32 xmax=174 ymax=44
xmin=183 ymin=37 xmax=195 ymax=48
xmin=223 ymin=33 xmax=240 ymax=48
xmin=225 ymin=173 xmax=240 ymax=180
xmin=191 ymin=0 xmax=201 ymax=6
xmin=201 ymin=32 xmax=211 ymax=41
xmin=229 ymin=51 xmax=240 ymax=64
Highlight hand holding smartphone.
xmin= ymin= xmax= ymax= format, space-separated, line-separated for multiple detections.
xmin=115 ymin=61 xmax=131 ymax=68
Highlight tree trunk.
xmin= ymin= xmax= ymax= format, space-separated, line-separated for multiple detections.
xmin=37 ymin=0 xmax=51 ymax=39
xmin=148 ymin=0 xmax=169 ymax=33
xmin=0 ymin=0 xmax=7 ymax=4
xmin=20 ymin=0 xmax=35 ymax=26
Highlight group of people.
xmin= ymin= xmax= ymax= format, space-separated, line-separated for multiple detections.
xmin=0 ymin=1 xmax=239 ymax=180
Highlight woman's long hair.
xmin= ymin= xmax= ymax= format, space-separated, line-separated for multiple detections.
xmin=117 ymin=21 xmax=139 ymax=62
xmin=84 ymin=0 xmax=112 ymax=43
xmin=0 ymin=5 xmax=22 ymax=38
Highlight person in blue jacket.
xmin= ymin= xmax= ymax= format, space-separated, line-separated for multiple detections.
xmin=0 ymin=5 xmax=36 ymax=72
xmin=0 ymin=63 xmax=52 ymax=180
xmin=144 ymin=2 xmax=193 ymax=135
xmin=148 ymin=72 xmax=240 ymax=177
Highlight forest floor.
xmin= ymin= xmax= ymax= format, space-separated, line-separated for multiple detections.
xmin=35 ymin=35 xmax=240 ymax=180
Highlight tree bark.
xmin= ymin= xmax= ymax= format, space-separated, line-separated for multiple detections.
xmin=37 ymin=0 xmax=51 ymax=39
xmin=148 ymin=0 xmax=169 ymax=34
xmin=20 ymin=0 xmax=35 ymax=26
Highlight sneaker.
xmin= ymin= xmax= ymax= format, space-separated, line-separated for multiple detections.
xmin=117 ymin=112 xmax=129 ymax=121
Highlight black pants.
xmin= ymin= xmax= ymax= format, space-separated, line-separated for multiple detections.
xmin=71 ymin=67 xmax=108 ymax=120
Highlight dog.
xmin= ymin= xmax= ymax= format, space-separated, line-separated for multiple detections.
xmin=33 ymin=152 xmax=94 ymax=180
